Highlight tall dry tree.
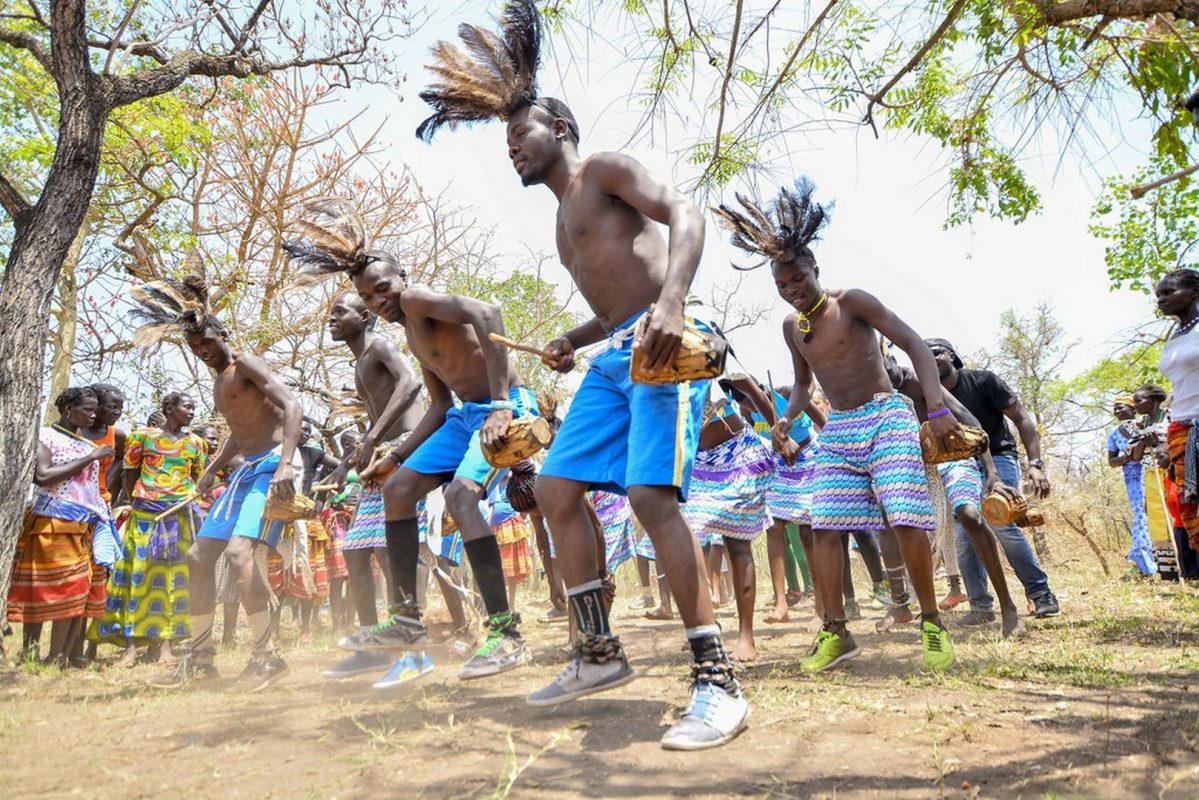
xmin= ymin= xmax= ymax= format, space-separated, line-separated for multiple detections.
xmin=0 ymin=0 xmax=411 ymax=617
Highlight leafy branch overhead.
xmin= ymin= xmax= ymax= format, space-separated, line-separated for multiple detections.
xmin=570 ymin=0 xmax=1199 ymax=230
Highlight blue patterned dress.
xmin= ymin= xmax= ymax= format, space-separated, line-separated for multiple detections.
xmin=1107 ymin=425 xmax=1157 ymax=576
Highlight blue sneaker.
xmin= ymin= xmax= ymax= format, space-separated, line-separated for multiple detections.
xmin=322 ymin=650 xmax=393 ymax=679
xmin=372 ymin=651 xmax=434 ymax=690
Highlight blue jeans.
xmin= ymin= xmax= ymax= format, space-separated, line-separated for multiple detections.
xmin=955 ymin=453 xmax=1051 ymax=610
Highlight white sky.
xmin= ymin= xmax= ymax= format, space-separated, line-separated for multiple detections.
xmin=320 ymin=4 xmax=1163 ymax=386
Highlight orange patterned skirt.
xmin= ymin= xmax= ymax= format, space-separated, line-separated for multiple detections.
xmin=494 ymin=516 xmax=534 ymax=582
xmin=6 ymin=513 xmax=92 ymax=623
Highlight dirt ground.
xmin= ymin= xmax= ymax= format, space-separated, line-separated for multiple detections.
xmin=2 ymin=550 xmax=1198 ymax=800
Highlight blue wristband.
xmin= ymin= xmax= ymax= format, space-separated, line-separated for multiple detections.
xmin=927 ymin=407 xmax=951 ymax=420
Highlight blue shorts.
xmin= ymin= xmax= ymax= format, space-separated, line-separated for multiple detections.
xmin=199 ymin=448 xmax=287 ymax=549
xmin=540 ymin=310 xmax=708 ymax=500
xmin=404 ymin=386 xmax=539 ymax=492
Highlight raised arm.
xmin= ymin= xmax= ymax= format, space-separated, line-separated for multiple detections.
xmin=590 ymin=152 xmax=705 ymax=371
xmin=728 ymin=375 xmax=778 ymax=425
xmin=846 ymin=289 xmax=958 ymax=437
xmin=239 ymin=354 xmax=303 ymax=500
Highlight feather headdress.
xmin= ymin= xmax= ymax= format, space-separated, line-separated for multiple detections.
xmin=416 ymin=0 xmax=575 ymax=142
xmin=282 ymin=198 xmax=372 ymax=278
xmin=712 ymin=177 xmax=833 ymax=270
xmin=129 ymin=275 xmax=214 ymax=348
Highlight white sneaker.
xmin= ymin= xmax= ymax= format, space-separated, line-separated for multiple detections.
xmin=526 ymin=636 xmax=636 ymax=707
xmin=660 ymin=679 xmax=750 ymax=751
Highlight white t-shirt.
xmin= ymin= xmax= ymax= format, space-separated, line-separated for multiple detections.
xmin=1161 ymin=324 xmax=1199 ymax=420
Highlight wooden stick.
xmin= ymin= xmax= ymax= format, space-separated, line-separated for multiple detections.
xmin=153 ymin=493 xmax=198 ymax=524
xmin=488 ymin=332 xmax=552 ymax=358
xmin=311 ymin=482 xmax=340 ymax=493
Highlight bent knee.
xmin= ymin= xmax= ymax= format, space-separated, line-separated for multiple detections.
xmin=627 ymin=485 xmax=681 ymax=526
xmin=955 ymin=505 xmax=984 ymax=528
xmin=443 ymin=478 xmax=483 ymax=513
xmin=533 ymin=476 xmax=586 ymax=517
xmin=382 ymin=470 xmax=424 ymax=514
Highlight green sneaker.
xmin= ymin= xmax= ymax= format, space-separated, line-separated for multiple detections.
xmin=459 ymin=614 xmax=530 ymax=680
xmin=799 ymin=629 xmax=861 ymax=674
xmin=920 ymin=619 xmax=956 ymax=672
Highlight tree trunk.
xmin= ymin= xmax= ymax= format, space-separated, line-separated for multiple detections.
xmin=44 ymin=215 xmax=89 ymax=421
xmin=0 ymin=0 xmax=106 ymax=622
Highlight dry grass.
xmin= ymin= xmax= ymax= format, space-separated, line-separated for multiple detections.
xmin=1 ymin=523 xmax=1197 ymax=799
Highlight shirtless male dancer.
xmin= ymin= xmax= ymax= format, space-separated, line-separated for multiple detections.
xmin=284 ymin=204 xmax=538 ymax=680
xmin=321 ymin=291 xmax=425 ymax=681
xmin=131 ymin=277 xmax=302 ymax=691
xmin=416 ymin=0 xmax=748 ymax=750
xmin=714 ymin=178 xmax=957 ymax=674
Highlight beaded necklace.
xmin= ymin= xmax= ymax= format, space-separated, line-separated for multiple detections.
xmin=794 ymin=291 xmax=829 ymax=343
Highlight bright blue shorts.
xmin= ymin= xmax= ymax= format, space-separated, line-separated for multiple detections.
xmin=199 ymin=448 xmax=287 ymax=549
xmin=404 ymin=386 xmax=539 ymax=493
xmin=541 ymin=310 xmax=708 ymax=500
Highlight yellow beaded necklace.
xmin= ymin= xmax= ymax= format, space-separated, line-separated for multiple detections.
xmin=794 ymin=291 xmax=829 ymax=343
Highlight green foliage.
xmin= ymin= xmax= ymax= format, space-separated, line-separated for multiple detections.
xmin=1066 ymin=341 xmax=1166 ymax=409
xmin=1090 ymin=156 xmax=1199 ymax=294
xmin=596 ymin=0 xmax=1199 ymax=231
xmin=443 ymin=267 xmax=582 ymax=397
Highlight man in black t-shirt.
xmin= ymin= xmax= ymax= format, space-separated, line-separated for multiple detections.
xmin=925 ymin=338 xmax=1061 ymax=620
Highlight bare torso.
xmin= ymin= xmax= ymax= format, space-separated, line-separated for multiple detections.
xmin=789 ymin=290 xmax=894 ymax=410
xmin=556 ymin=157 xmax=670 ymax=328
xmin=214 ymin=356 xmax=285 ymax=455
xmin=355 ymin=337 xmax=423 ymax=439
xmin=400 ymin=292 xmax=521 ymax=403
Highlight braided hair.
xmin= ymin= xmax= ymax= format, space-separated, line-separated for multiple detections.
xmin=54 ymin=386 xmax=98 ymax=416
xmin=712 ymin=177 xmax=833 ymax=270
xmin=91 ymin=383 xmax=124 ymax=404
xmin=161 ymin=392 xmax=192 ymax=414
xmin=1162 ymin=267 xmax=1199 ymax=292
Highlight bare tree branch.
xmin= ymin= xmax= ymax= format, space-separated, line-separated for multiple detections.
xmin=105 ymin=47 xmax=367 ymax=109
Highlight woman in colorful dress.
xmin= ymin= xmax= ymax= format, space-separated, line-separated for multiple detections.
xmin=8 ymin=387 xmax=117 ymax=665
xmin=1159 ymin=269 xmax=1199 ymax=553
xmin=1107 ymin=395 xmax=1157 ymax=576
xmin=92 ymin=392 xmax=207 ymax=666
